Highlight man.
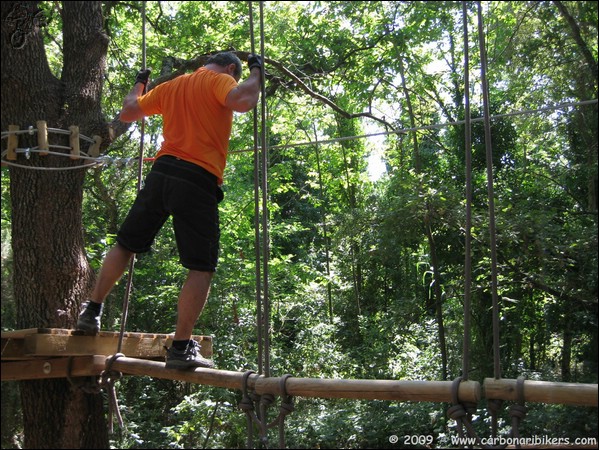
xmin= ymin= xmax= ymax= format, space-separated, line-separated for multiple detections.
xmin=77 ymin=52 xmax=263 ymax=369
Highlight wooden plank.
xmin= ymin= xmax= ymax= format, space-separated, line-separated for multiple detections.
xmin=2 ymin=329 xmax=79 ymax=359
xmin=483 ymin=378 xmax=598 ymax=407
xmin=24 ymin=333 xmax=212 ymax=359
xmin=1 ymin=329 xmax=212 ymax=360
xmin=1 ymin=328 xmax=60 ymax=339
xmin=1 ymin=328 xmax=214 ymax=340
xmin=1 ymin=356 xmax=106 ymax=381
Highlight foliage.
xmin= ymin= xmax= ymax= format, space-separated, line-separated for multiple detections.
xmin=1 ymin=1 xmax=597 ymax=448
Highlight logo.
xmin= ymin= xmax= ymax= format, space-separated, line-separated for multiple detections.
xmin=4 ymin=3 xmax=47 ymax=49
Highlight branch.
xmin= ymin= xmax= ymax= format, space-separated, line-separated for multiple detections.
xmin=265 ymin=56 xmax=398 ymax=131
xmin=107 ymin=51 xmax=400 ymax=144
xmin=552 ymin=0 xmax=598 ymax=86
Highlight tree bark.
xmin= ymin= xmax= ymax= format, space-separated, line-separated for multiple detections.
xmin=2 ymin=2 xmax=110 ymax=447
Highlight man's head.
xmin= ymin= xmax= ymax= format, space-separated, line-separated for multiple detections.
xmin=205 ymin=52 xmax=242 ymax=81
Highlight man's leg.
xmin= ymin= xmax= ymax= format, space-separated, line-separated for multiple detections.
xmin=77 ymin=244 xmax=134 ymax=333
xmin=91 ymin=243 xmax=135 ymax=303
xmin=174 ymin=270 xmax=213 ymax=340
xmin=165 ymin=270 xmax=215 ymax=369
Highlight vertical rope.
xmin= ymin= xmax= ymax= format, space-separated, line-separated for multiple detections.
xmin=462 ymin=1 xmax=473 ymax=382
xmin=248 ymin=0 xmax=264 ymax=378
xmin=117 ymin=0 xmax=147 ymax=353
xmin=257 ymin=0 xmax=271 ymax=379
xmin=476 ymin=1 xmax=501 ymax=380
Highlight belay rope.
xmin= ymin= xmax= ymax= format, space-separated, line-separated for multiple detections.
xmin=239 ymin=2 xmax=296 ymax=448
xmin=95 ymin=0 xmax=149 ymax=434
xmin=446 ymin=3 xmax=530 ymax=448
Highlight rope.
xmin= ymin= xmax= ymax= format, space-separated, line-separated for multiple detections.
xmin=1 ymin=146 xmax=153 ymax=170
xmin=1 ymin=126 xmax=97 ymax=141
xmin=477 ymin=0 xmax=502 ymax=381
xmin=228 ymin=99 xmax=598 ymax=154
xmin=247 ymin=6 xmax=286 ymax=444
xmin=249 ymin=0 xmax=272 ymax=380
xmin=509 ymin=377 xmax=528 ymax=445
xmin=239 ymin=371 xmax=295 ymax=449
xmin=249 ymin=0 xmax=264 ymax=381
xmin=64 ymin=353 xmax=128 ymax=436
xmin=259 ymin=393 xmax=275 ymax=446
xmin=462 ymin=0 xmax=473 ymax=383
xmin=448 ymin=377 xmax=481 ymax=446
xmin=98 ymin=3 xmax=146 ymax=437
xmin=116 ymin=0 xmax=147 ymax=357
xmin=2 ymin=98 xmax=595 ymax=170
xmin=274 ymin=374 xmax=294 ymax=449
xmin=450 ymin=8 xmax=528 ymax=449
xmin=1 ymin=125 xmax=103 ymax=170
xmin=239 ymin=370 xmax=259 ymax=448
xmin=101 ymin=353 xmax=126 ymax=434
xmin=257 ymin=0 xmax=271 ymax=381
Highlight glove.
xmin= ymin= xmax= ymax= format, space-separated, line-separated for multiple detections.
xmin=247 ymin=54 xmax=262 ymax=72
xmin=135 ymin=68 xmax=151 ymax=86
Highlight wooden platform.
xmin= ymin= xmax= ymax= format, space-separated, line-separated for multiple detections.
xmin=1 ymin=328 xmax=212 ymax=381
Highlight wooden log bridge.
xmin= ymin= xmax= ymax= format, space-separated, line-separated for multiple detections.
xmin=105 ymin=355 xmax=482 ymax=403
xmin=2 ymin=329 xmax=597 ymax=407
xmin=484 ymin=378 xmax=598 ymax=407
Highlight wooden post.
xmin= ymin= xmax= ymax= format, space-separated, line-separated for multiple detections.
xmin=483 ymin=378 xmax=598 ymax=407
xmin=7 ymin=125 xmax=19 ymax=160
xmin=89 ymin=135 xmax=102 ymax=157
xmin=107 ymin=356 xmax=481 ymax=403
xmin=69 ymin=125 xmax=80 ymax=159
xmin=37 ymin=120 xmax=49 ymax=156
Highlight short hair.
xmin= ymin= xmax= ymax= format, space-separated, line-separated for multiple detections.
xmin=205 ymin=52 xmax=242 ymax=79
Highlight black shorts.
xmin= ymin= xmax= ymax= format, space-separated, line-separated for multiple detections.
xmin=116 ymin=156 xmax=223 ymax=271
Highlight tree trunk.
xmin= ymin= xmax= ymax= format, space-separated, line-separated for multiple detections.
xmin=2 ymin=2 xmax=111 ymax=447
xmin=425 ymin=216 xmax=448 ymax=381
xmin=561 ymin=307 xmax=573 ymax=382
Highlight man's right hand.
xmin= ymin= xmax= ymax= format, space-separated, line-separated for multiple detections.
xmin=135 ymin=68 xmax=151 ymax=87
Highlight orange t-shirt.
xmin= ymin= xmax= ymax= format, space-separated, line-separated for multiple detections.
xmin=137 ymin=67 xmax=238 ymax=184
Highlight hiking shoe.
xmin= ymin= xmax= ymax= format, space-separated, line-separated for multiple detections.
xmin=76 ymin=301 xmax=102 ymax=335
xmin=165 ymin=340 xmax=215 ymax=369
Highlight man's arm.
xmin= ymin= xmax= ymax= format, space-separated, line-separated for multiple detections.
xmin=119 ymin=83 xmax=146 ymax=123
xmin=225 ymin=55 xmax=263 ymax=113
xmin=225 ymin=68 xmax=261 ymax=113
xmin=119 ymin=69 xmax=150 ymax=123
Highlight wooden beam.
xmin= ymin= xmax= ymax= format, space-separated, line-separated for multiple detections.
xmin=24 ymin=333 xmax=212 ymax=359
xmin=1 ymin=328 xmax=50 ymax=339
xmin=7 ymin=125 xmax=19 ymax=160
xmin=1 ymin=329 xmax=212 ymax=359
xmin=483 ymin=378 xmax=598 ymax=407
xmin=37 ymin=120 xmax=48 ymax=156
xmin=1 ymin=356 xmax=105 ymax=381
xmin=107 ymin=356 xmax=482 ymax=403
xmin=69 ymin=125 xmax=80 ymax=159
xmin=89 ymin=135 xmax=102 ymax=157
